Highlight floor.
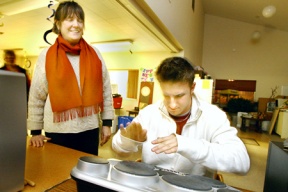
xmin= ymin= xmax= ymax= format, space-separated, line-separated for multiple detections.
xmin=98 ymin=127 xmax=285 ymax=192
xmin=221 ymin=129 xmax=284 ymax=192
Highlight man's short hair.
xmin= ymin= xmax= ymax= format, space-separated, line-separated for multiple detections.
xmin=155 ymin=57 xmax=195 ymax=86
xmin=4 ymin=50 xmax=16 ymax=59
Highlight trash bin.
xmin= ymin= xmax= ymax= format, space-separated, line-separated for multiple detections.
xmin=112 ymin=94 xmax=122 ymax=109
xmin=118 ymin=116 xmax=134 ymax=129
xmin=261 ymin=121 xmax=270 ymax=132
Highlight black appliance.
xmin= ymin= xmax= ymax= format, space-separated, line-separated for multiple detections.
xmin=264 ymin=141 xmax=288 ymax=192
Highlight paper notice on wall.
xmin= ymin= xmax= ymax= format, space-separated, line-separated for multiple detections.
xmin=202 ymin=80 xmax=211 ymax=89
xmin=141 ymin=68 xmax=154 ymax=82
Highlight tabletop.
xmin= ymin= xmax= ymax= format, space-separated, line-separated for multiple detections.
xmin=23 ymin=137 xmax=90 ymax=192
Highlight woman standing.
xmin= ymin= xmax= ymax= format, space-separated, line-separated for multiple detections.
xmin=27 ymin=1 xmax=114 ymax=155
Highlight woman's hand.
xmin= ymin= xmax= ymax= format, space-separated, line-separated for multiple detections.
xmin=29 ymin=135 xmax=51 ymax=147
xmin=100 ymin=126 xmax=111 ymax=146
xmin=120 ymin=122 xmax=147 ymax=142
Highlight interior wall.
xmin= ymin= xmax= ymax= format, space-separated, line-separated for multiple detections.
xmin=202 ymin=15 xmax=288 ymax=101
xmin=109 ymin=70 xmax=128 ymax=98
xmin=144 ymin=0 xmax=205 ymax=66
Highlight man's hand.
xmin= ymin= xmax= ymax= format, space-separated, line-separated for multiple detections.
xmin=151 ymin=133 xmax=178 ymax=154
xmin=100 ymin=126 xmax=111 ymax=146
xmin=29 ymin=135 xmax=51 ymax=147
xmin=120 ymin=122 xmax=147 ymax=142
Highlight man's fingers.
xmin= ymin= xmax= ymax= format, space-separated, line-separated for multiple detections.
xmin=120 ymin=127 xmax=126 ymax=135
xmin=152 ymin=136 xmax=168 ymax=144
xmin=119 ymin=122 xmax=147 ymax=142
xmin=151 ymin=134 xmax=177 ymax=154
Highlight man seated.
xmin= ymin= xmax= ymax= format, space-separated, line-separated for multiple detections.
xmin=112 ymin=57 xmax=250 ymax=177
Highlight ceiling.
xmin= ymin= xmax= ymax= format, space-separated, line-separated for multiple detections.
xmin=202 ymin=0 xmax=288 ymax=32
xmin=0 ymin=0 xmax=180 ymax=58
xmin=0 ymin=0 xmax=287 ymax=58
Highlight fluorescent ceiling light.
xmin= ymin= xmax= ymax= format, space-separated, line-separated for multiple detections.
xmin=0 ymin=0 xmax=59 ymax=16
xmin=91 ymin=39 xmax=133 ymax=53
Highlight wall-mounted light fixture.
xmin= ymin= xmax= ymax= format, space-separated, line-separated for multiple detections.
xmin=91 ymin=39 xmax=133 ymax=53
xmin=251 ymin=31 xmax=261 ymax=42
xmin=262 ymin=5 xmax=276 ymax=18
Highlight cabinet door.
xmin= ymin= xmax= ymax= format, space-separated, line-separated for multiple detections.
xmin=275 ymin=112 xmax=283 ymax=135
xmin=276 ymin=111 xmax=288 ymax=138
xmin=281 ymin=111 xmax=288 ymax=138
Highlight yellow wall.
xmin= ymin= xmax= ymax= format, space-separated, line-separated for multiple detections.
xmin=144 ymin=0 xmax=205 ymax=66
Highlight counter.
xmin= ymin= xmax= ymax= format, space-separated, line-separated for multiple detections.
xmin=23 ymin=137 xmax=90 ymax=192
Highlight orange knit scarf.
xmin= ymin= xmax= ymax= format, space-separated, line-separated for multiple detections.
xmin=46 ymin=35 xmax=103 ymax=122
